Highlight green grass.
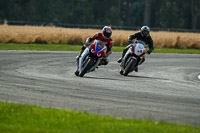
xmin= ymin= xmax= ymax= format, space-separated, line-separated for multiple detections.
xmin=0 ymin=101 xmax=200 ymax=133
xmin=0 ymin=43 xmax=82 ymax=51
xmin=153 ymin=48 xmax=200 ymax=54
xmin=0 ymin=43 xmax=200 ymax=54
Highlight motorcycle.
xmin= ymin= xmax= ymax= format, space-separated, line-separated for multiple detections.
xmin=76 ymin=40 xmax=107 ymax=77
xmin=120 ymin=40 xmax=146 ymax=76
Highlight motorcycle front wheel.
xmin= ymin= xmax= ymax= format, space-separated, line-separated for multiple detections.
xmin=79 ymin=58 xmax=94 ymax=77
xmin=124 ymin=58 xmax=137 ymax=76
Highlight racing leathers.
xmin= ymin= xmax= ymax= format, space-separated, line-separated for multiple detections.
xmin=82 ymin=32 xmax=113 ymax=58
xmin=118 ymin=31 xmax=154 ymax=72
xmin=75 ymin=32 xmax=113 ymax=75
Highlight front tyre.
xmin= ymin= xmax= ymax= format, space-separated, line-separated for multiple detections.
xmin=79 ymin=58 xmax=94 ymax=77
xmin=124 ymin=59 xmax=137 ymax=76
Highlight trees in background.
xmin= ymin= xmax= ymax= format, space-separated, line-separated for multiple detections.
xmin=191 ymin=0 xmax=200 ymax=30
xmin=0 ymin=0 xmax=200 ymax=30
xmin=143 ymin=0 xmax=151 ymax=26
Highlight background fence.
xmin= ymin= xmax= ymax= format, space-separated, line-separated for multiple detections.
xmin=1 ymin=20 xmax=200 ymax=33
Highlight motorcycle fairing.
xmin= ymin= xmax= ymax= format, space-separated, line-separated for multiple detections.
xmin=95 ymin=40 xmax=106 ymax=53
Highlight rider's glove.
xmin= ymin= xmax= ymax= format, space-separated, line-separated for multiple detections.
xmin=85 ymin=42 xmax=90 ymax=47
xmin=85 ymin=37 xmax=91 ymax=46
xmin=127 ymin=40 xmax=132 ymax=44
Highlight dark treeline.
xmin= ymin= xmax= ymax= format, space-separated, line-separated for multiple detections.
xmin=0 ymin=0 xmax=200 ymax=30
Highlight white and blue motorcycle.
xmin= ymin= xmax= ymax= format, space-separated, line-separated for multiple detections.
xmin=120 ymin=40 xmax=147 ymax=76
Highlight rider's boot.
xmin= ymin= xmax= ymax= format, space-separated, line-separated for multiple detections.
xmin=74 ymin=70 xmax=79 ymax=76
xmin=135 ymin=66 xmax=138 ymax=72
xmin=117 ymin=58 xmax=122 ymax=63
xmin=119 ymin=69 xmax=123 ymax=75
xmin=117 ymin=53 xmax=125 ymax=63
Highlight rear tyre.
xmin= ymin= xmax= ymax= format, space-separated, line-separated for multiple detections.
xmin=124 ymin=59 xmax=137 ymax=76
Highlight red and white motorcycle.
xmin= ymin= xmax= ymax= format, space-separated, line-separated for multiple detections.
xmin=120 ymin=40 xmax=146 ymax=76
xmin=76 ymin=40 xmax=107 ymax=77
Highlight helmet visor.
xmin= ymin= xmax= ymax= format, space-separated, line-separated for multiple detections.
xmin=142 ymin=31 xmax=149 ymax=36
xmin=104 ymin=32 xmax=111 ymax=38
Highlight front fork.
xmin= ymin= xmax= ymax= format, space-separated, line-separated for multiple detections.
xmin=78 ymin=48 xmax=90 ymax=72
xmin=121 ymin=48 xmax=133 ymax=68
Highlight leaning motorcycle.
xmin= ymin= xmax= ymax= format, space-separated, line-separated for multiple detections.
xmin=120 ymin=40 xmax=146 ymax=76
xmin=76 ymin=40 xmax=107 ymax=77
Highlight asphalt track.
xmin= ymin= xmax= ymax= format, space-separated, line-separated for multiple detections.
xmin=0 ymin=50 xmax=200 ymax=126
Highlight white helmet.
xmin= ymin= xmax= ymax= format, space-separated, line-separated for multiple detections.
xmin=102 ymin=26 xmax=112 ymax=38
xmin=141 ymin=26 xmax=150 ymax=37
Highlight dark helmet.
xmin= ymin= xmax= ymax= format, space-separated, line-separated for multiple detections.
xmin=102 ymin=26 xmax=112 ymax=38
xmin=141 ymin=26 xmax=150 ymax=37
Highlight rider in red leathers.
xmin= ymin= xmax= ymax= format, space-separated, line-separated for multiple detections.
xmin=75 ymin=26 xmax=113 ymax=76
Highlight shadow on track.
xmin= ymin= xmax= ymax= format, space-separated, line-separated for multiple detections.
xmin=81 ymin=74 xmax=169 ymax=81
xmin=127 ymin=75 xmax=169 ymax=81
xmin=83 ymin=76 xmax=131 ymax=81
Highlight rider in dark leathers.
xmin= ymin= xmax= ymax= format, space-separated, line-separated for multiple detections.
xmin=117 ymin=26 xmax=154 ymax=73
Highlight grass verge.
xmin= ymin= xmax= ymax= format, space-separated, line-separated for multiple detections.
xmin=0 ymin=101 xmax=200 ymax=133
xmin=0 ymin=43 xmax=200 ymax=54
xmin=0 ymin=43 xmax=82 ymax=51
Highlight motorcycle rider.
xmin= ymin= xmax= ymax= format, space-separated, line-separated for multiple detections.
xmin=117 ymin=26 xmax=154 ymax=73
xmin=75 ymin=26 xmax=113 ymax=76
